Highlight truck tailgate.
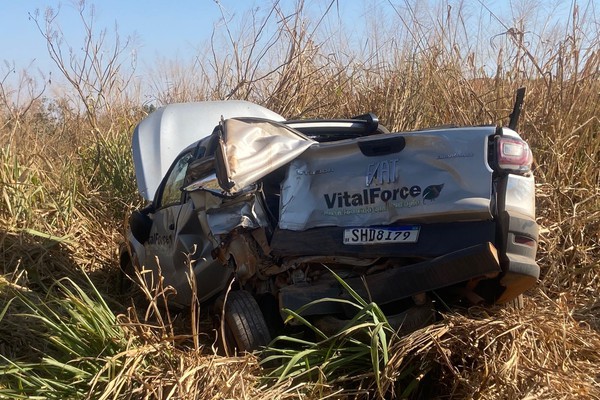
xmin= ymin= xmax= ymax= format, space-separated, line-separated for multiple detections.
xmin=279 ymin=127 xmax=495 ymax=231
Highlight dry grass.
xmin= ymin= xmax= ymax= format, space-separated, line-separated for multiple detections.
xmin=0 ymin=0 xmax=599 ymax=398
xmin=384 ymin=293 xmax=600 ymax=399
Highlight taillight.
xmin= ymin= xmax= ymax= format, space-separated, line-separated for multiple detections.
xmin=496 ymin=136 xmax=533 ymax=173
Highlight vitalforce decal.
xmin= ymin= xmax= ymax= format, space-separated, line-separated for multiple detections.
xmin=323 ymin=184 xmax=444 ymax=214
xmin=325 ymin=186 xmax=422 ymax=208
xmin=147 ymin=233 xmax=173 ymax=247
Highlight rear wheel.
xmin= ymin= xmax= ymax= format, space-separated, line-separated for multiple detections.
xmin=220 ymin=290 xmax=271 ymax=354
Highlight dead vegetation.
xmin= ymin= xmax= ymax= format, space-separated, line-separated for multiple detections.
xmin=0 ymin=0 xmax=598 ymax=398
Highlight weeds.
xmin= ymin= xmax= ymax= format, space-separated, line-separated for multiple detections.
xmin=0 ymin=273 xmax=132 ymax=399
xmin=80 ymin=130 xmax=140 ymax=214
xmin=262 ymin=269 xmax=395 ymax=397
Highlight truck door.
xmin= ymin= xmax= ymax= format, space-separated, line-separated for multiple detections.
xmin=143 ymin=151 xmax=197 ymax=306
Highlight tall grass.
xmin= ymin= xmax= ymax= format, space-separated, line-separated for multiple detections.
xmin=0 ymin=0 xmax=598 ymax=398
xmin=0 ymin=274 xmax=131 ymax=399
xmin=0 ymin=269 xmax=281 ymax=399
xmin=262 ymin=269 xmax=395 ymax=397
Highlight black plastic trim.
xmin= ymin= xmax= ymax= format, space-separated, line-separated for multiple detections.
xmin=358 ymin=136 xmax=405 ymax=156
xmin=279 ymin=242 xmax=501 ymax=316
xmin=501 ymin=210 xmax=539 ymax=279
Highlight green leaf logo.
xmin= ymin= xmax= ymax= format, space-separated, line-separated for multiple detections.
xmin=423 ymin=184 xmax=444 ymax=203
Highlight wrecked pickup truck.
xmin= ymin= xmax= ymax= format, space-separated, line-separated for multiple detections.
xmin=120 ymin=100 xmax=539 ymax=352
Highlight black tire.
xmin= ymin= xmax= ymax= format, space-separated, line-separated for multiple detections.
xmin=222 ymin=290 xmax=271 ymax=354
xmin=384 ymin=301 xmax=436 ymax=336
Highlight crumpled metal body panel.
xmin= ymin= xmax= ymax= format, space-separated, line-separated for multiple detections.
xmin=205 ymin=193 xmax=270 ymax=235
xmin=217 ymin=118 xmax=316 ymax=193
xmin=504 ymin=174 xmax=536 ymax=219
xmin=279 ymin=127 xmax=495 ymax=231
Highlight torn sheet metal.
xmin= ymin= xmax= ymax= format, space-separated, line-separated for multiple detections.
xmin=217 ymin=118 xmax=316 ymax=193
xmin=206 ymin=193 xmax=270 ymax=235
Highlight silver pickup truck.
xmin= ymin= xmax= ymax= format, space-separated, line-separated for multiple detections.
xmin=121 ymin=100 xmax=539 ymax=352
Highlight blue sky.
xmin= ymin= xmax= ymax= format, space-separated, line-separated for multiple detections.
xmin=1 ymin=1 xmax=249 ymax=76
xmin=0 ymin=1 xmax=367 ymax=80
xmin=0 ymin=0 xmax=581 ymax=91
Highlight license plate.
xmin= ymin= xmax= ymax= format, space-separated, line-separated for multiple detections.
xmin=343 ymin=226 xmax=420 ymax=245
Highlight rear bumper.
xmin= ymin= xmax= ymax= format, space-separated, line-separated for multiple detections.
xmin=496 ymin=210 xmax=540 ymax=303
xmin=279 ymin=242 xmax=502 ymax=317
xmin=274 ymin=211 xmax=539 ymax=310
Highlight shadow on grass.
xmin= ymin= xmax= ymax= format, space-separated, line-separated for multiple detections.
xmin=0 ymin=228 xmax=218 ymax=363
xmin=0 ymin=230 xmax=120 ymax=360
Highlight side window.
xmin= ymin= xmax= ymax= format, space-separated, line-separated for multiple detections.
xmin=160 ymin=152 xmax=194 ymax=207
